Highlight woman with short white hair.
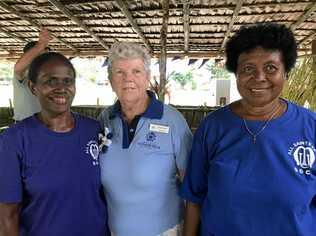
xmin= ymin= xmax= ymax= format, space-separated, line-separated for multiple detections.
xmin=98 ymin=42 xmax=192 ymax=236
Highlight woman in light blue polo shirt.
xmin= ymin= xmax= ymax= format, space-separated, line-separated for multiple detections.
xmin=98 ymin=42 xmax=193 ymax=236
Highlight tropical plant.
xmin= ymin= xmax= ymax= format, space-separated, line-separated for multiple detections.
xmin=169 ymin=70 xmax=195 ymax=89
xmin=205 ymin=60 xmax=231 ymax=80
xmin=149 ymin=76 xmax=169 ymax=98
xmin=282 ymin=56 xmax=316 ymax=111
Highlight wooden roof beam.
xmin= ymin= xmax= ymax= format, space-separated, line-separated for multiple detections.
xmin=183 ymin=0 xmax=190 ymax=53
xmin=290 ymin=2 xmax=316 ymax=31
xmin=159 ymin=0 xmax=169 ymax=102
xmin=218 ymin=0 xmax=244 ymax=55
xmin=299 ymin=31 xmax=316 ymax=46
xmin=47 ymin=0 xmax=108 ymax=50
xmin=0 ymin=2 xmax=77 ymax=52
xmin=115 ymin=0 xmax=152 ymax=53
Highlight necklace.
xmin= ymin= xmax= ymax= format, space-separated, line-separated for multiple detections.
xmin=242 ymin=103 xmax=282 ymax=144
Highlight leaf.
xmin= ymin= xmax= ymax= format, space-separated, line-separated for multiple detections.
xmin=282 ymin=56 xmax=316 ymax=111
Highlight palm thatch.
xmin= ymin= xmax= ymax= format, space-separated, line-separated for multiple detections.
xmin=0 ymin=0 xmax=316 ymax=60
xmin=283 ymin=56 xmax=316 ymax=111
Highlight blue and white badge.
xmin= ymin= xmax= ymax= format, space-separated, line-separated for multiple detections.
xmin=149 ymin=123 xmax=169 ymax=134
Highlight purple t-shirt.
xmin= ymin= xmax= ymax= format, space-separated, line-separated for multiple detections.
xmin=0 ymin=113 xmax=108 ymax=236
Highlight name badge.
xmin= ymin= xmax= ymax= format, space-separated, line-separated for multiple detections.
xmin=149 ymin=123 xmax=169 ymax=134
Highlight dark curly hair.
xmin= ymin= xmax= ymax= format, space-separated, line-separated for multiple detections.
xmin=225 ymin=22 xmax=297 ymax=74
xmin=28 ymin=52 xmax=76 ymax=83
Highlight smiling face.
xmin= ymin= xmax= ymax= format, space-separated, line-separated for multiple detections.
xmin=236 ymin=47 xmax=286 ymax=108
xmin=110 ymin=58 xmax=149 ymax=104
xmin=29 ymin=59 xmax=76 ymax=116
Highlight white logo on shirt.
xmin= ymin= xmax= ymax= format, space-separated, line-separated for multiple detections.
xmin=85 ymin=140 xmax=100 ymax=166
xmin=288 ymin=141 xmax=316 ymax=175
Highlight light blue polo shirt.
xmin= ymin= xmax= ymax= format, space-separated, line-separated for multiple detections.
xmin=98 ymin=91 xmax=192 ymax=236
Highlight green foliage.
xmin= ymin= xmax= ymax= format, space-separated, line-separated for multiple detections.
xmin=169 ymin=71 xmax=195 ymax=89
xmin=205 ymin=61 xmax=230 ymax=80
xmin=89 ymin=76 xmax=96 ymax=83
xmin=191 ymin=80 xmax=197 ymax=90
xmin=282 ymin=56 xmax=316 ymax=111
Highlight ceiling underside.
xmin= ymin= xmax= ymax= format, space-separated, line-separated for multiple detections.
xmin=0 ymin=0 xmax=316 ymax=60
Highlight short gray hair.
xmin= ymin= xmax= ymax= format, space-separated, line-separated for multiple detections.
xmin=107 ymin=42 xmax=151 ymax=79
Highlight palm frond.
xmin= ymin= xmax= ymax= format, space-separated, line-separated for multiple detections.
xmin=282 ymin=56 xmax=316 ymax=111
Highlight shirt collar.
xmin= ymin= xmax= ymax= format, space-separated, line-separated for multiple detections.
xmin=109 ymin=90 xmax=163 ymax=120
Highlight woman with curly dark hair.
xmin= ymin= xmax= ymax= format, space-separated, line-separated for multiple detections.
xmin=180 ymin=23 xmax=316 ymax=236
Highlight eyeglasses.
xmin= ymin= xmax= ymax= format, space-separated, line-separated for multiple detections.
xmin=37 ymin=77 xmax=75 ymax=88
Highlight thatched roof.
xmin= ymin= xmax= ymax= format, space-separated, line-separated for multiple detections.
xmin=0 ymin=0 xmax=316 ymax=60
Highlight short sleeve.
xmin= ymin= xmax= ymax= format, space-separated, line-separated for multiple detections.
xmin=0 ymin=130 xmax=23 ymax=203
xmin=180 ymin=121 xmax=209 ymax=204
xmin=171 ymin=112 xmax=193 ymax=172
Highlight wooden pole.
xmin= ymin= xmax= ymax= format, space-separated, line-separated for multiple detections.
xmin=312 ymin=40 xmax=316 ymax=72
xmin=183 ymin=0 xmax=190 ymax=54
xmin=158 ymin=0 xmax=169 ymax=102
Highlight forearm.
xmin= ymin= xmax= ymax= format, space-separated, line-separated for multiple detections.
xmin=14 ymin=27 xmax=52 ymax=79
xmin=183 ymin=201 xmax=201 ymax=236
xmin=0 ymin=216 xmax=19 ymax=236
xmin=14 ymin=43 xmax=47 ymax=79
xmin=0 ymin=203 xmax=19 ymax=236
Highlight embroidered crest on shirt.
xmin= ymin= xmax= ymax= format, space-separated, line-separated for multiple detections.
xmin=288 ymin=141 xmax=316 ymax=175
xmin=85 ymin=140 xmax=100 ymax=165
xmin=137 ymin=131 xmax=160 ymax=150
xmin=146 ymin=131 xmax=156 ymax=142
